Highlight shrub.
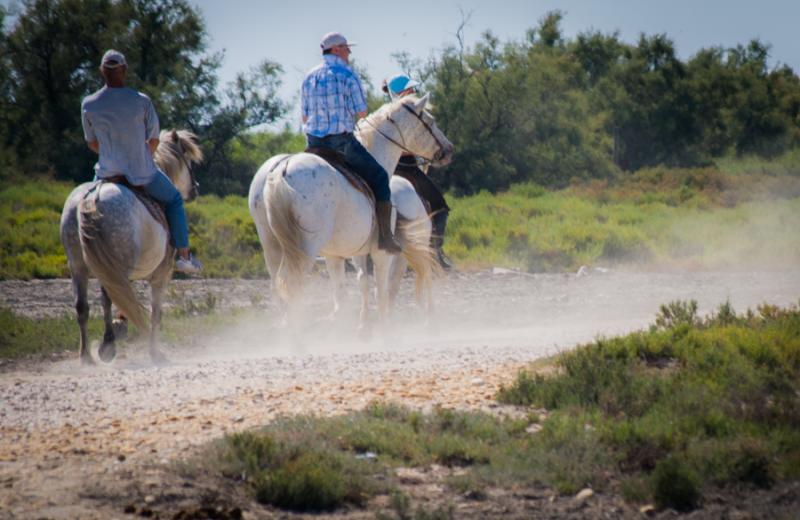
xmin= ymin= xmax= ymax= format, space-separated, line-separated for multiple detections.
xmin=499 ymin=301 xmax=800 ymax=506
xmin=652 ymin=456 xmax=701 ymax=511
xmin=252 ymin=451 xmax=361 ymax=511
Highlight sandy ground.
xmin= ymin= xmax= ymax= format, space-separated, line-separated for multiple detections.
xmin=1 ymin=269 xmax=799 ymax=518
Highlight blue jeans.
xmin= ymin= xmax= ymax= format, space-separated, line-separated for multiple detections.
xmin=142 ymin=171 xmax=189 ymax=249
xmin=307 ymin=133 xmax=391 ymax=201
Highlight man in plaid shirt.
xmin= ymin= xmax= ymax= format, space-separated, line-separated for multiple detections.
xmin=301 ymin=32 xmax=402 ymax=254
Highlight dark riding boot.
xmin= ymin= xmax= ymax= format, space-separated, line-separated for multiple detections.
xmin=431 ymin=210 xmax=452 ymax=270
xmin=376 ymin=201 xmax=402 ymax=254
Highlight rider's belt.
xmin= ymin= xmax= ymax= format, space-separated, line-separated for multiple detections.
xmin=318 ymin=131 xmax=351 ymax=138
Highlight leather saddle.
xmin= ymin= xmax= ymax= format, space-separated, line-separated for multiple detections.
xmin=304 ymin=147 xmax=375 ymax=206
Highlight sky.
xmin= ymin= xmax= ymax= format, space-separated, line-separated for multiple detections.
xmin=187 ymin=0 xmax=799 ymax=128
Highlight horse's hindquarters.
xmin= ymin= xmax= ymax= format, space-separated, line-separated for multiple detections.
xmin=277 ymin=156 xmax=375 ymax=258
xmin=89 ymin=184 xmax=169 ymax=279
xmin=128 ymin=201 xmax=170 ymax=278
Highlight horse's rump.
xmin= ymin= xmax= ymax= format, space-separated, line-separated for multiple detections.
xmin=98 ymin=176 xmax=169 ymax=231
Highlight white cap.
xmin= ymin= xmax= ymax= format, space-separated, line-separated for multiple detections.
xmin=101 ymin=49 xmax=127 ymax=68
xmin=320 ymin=32 xmax=356 ymax=51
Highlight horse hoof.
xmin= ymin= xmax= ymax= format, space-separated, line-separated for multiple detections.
xmin=112 ymin=318 xmax=128 ymax=340
xmin=80 ymin=354 xmax=96 ymax=366
xmin=98 ymin=342 xmax=116 ymax=363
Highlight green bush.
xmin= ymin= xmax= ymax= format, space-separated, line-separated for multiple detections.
xmin=652 ymin=456 xmax=701 ymax=511
xmin=0 ymin=181 xmax=73 ymax=279
xmin=253 ymin=450 xmax=360 ymax=512
xmin=498 ymin=301 xmax=800 ymax=507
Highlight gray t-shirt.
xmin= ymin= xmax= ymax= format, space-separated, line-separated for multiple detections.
xmin=81 ymin=86 xmax=160 ymax=186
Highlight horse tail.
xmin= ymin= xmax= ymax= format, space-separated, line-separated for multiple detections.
xmin=397 ymin=213 xmax=440 ymax=305
xmin=78 ymin=191 xmax=149 ymax=331
xmin=265 ymin=170 xmax=311 ymax=301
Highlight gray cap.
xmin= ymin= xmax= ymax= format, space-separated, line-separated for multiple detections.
xmin=101 ymin=49 xmax=127 ymax=68
xmin=320 ymin=32 xmax=356 ymax=51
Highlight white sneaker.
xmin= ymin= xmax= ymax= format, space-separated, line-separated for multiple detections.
xmin=175 ymin=254 xmax=203 ymax=274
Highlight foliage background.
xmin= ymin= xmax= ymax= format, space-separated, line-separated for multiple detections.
xmin=3 ymin=157 xmax=799 ymax=279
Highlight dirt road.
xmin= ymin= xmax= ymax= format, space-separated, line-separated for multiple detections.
xmin=1 ymin=270 xmax=799 ymax=518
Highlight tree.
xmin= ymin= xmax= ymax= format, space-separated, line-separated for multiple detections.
xmin=1 ymin=0 xmax=286 ymax=191
xmin=726 ymin=40 xmax=799 ymax=155
xmin=427 ymin=17 xmax=616 ymax=194
xmin=602 ymin=34 xmax=710 ymax=170
xmin=572 ymin=30 xmax=626 ymax=87
xmin=4 ymin=0 xmax=122 ymax=179
xmin=0 ymin=5 xmax=19 ymax=181
xmin=197 ymin=60 xmax=289 ymax=195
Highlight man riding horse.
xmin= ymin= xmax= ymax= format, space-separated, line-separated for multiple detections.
xmin=81 ymin=49 xmax=202 ymax=274
xmin=301 ymin=32 xmax=403 ymax=254
xmin=382 ymin=74 xmax=453 ymax=269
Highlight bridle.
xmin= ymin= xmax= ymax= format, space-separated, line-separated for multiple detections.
xmin=359 ymin=102 xmax=448 ymax=167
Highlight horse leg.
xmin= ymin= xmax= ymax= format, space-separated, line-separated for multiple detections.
xmin=148 ymin=281 xmax=169 ymax=365
xmin=325 ymin=256 xmax=347 ymax=320
xmin=97 ymin=286 xmax=117 ymax=362
xmin=259 ymin=227 xmax=286 ymax=321
xmin=72 ymin=271 xmax=94 ymax=365
xmin=372 ymin=252 xmax=392 ymax=326
xmin=353 ymin=255 xmax=372 ymax=338
xmin=388 ymin=254 xmax=408 ymax=313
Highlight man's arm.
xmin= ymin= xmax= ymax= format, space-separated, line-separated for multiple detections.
xmin=148 ymin=138 xmax=159 ymax=155
xmin=356 ymin=111 xmax=367 ymax=119
xmin=87 ymin=140 xmax=99 ymax=154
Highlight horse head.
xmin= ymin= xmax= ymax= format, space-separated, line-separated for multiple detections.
xmin=155 ymin=129 xmax=204 ymax=201
xmin=392 ymin=94 xmax=454 ymax=167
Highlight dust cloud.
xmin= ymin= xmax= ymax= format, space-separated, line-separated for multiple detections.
xmin=656 ymin=200 xmax=800 ymax=272
xmin=176 ymin=269 xmax=800 ymax=365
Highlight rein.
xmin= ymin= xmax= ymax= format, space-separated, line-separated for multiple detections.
xmin=359 ymin=103 xmax=446 ymax=167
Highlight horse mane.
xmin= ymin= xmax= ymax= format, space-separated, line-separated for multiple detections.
xmin=154 ymin=129 xmax=203 ymax=177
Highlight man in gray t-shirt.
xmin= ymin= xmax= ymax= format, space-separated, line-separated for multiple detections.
xmin=81 ymin=49 xmax=201 ymax=273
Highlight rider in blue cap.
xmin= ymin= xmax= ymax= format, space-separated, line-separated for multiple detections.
xmin=382 ymin=74 xmax=452 ymax=269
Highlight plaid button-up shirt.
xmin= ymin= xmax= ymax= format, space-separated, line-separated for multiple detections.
xmin=301 ymin=54 xmax=367 ymax=137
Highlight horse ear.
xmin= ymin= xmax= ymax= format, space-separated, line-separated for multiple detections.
xmin=411 ymin=93 xmax=430 ymax=114
xmin=171 ymin=129 xmax=179 ymax=142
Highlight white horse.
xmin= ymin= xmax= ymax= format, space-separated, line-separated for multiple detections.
xmin=60 ymin=130 xmax=203 ymax=365
xmin=248 ymin=94 xmax=453 ymax=331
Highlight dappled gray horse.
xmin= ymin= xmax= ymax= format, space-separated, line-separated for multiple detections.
xmin=60 ymin=129 xmax=203 ymax=364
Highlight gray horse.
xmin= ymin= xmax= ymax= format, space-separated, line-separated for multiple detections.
xmin=60 ymin=129 xmax=203 ymax=365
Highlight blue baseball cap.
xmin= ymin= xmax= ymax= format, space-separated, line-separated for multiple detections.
xmin=386 ymin=74 xmax=419 ymax=96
